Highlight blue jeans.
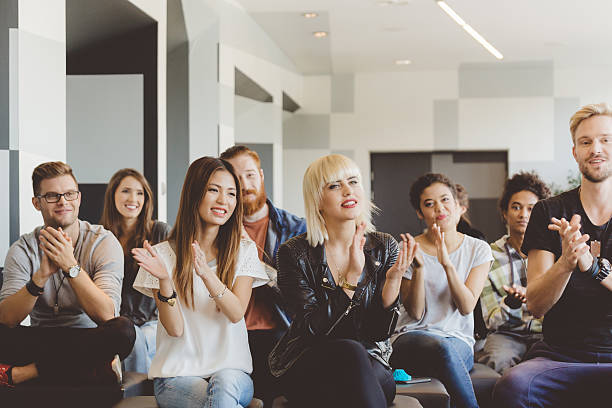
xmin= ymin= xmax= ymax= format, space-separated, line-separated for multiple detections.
xmin=122 ymin=320 xmax=157 ymax=373
xmin=391 ymin=331 xmax=478 ymax=408
xmin=493 ymin=340 xmax=612 ymax=408
xmin=154 ymin=369 xmax=254 ymax=408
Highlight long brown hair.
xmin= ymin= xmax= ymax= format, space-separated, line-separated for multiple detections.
xmin=169 ymin=157 xmax=243 ymax=309
xmin=100 ymin=168 xmax=154 ymax=252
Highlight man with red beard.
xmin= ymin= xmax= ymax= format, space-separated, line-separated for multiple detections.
xmin=221 ymin=146 xmax=306 ymax=405
xmin=493 ymin=103 xmax=612 ymax=408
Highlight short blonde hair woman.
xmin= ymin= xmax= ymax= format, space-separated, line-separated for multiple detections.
xmin=270 ymin=154 xmax=418 ymax=408
xmin=302 ymin=154 xmax=375 ymax=247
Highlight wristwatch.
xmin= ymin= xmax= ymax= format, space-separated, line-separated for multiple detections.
xmin=594 ymin=258 xmax=611 ymax=282
xmin=63 ymin=264 xmax=81 ymax=279
xmin=157 ymin=290 xmax=177 ymax=306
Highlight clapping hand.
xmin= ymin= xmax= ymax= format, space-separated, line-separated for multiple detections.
xmin=432 ymin=223 xmax=452 ymax=269
xmin=548 ymin=215 xmax=591 ymax=271
xmin=132 ymin=240 xmax=170 ymax=281
xmin=386 ymin=233 xmax=419 ymax=280
xmin=39 ymin=226 xmax=77 ymax=272
xmin=192 ymin=241 xmax=214 ymax=281
xmin=346 ymin=222 xmax=367 ymax=279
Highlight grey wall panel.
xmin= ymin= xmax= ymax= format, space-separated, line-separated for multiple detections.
xmin=283 ymin=114 xmax=330 ymax=149
xmin=67 ymin=74 xmax=144 ymax=183
xmin=332 ymin=74 xmax=354 ymax=113
xmin=234 ymin=95 xmax=282 ymax=146
xmin=167 ymin=42 xmax=189 ymax=226
xmin=453 ymin=151 xmax=508 ymax=164
xmin=0 ymin=0 xmax=18 ymax=150
xmin=431 ymin=153 xmax=507 ymax=199
xmin=331 ymin=149 xmax=354 ymax=159
xmin=243 ymin=143 xmax=274 ymax=199
xmin=0 ymin=149 xmax=9 ymax=266
xmin=9 ymin=150 xmax=19 ymax=246
xmin=459 ymin=61 xmax=553 ymax=98
xmin=512 ymin=97 xmax=580 ymax=190
xmin=434 ymin=99 xmax=458 ymax=150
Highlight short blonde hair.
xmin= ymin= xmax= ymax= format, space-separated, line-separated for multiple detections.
xmin=569 ymin=102 xmax=612 ymax=143
xmin=303 ymin=154 xmax=375 ymax=247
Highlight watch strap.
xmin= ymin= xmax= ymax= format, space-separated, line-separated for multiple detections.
xmin=26 ymin=278 xmax=44 ymax=297
xmin=157 ymin=290 xmax=177 ymax=305
xmin=595 ymin=258 xmax=611 ymax=282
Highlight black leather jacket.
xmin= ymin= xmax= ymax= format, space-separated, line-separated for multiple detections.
xmin=268 ymin=231 xmax=401 ymax=377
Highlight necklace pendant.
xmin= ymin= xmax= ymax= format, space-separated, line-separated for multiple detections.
xmin=591 ymin=240 xmax=601 ymax=258
xmin=53 ymin=304 xmax=59 ymax=316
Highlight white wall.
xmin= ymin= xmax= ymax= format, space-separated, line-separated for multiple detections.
xmin=220 ymin=45 xmax=303 ymax=207
xmin=12 ymin=0 xmax=66 ymax=238
xmin=283 ymin=63 xmax=607 ymax=219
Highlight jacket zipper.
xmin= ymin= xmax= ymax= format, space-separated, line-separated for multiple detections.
xmin=325 ymin=300 xmax=354 ymax=335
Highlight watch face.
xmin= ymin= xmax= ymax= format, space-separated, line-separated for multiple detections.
xmin=68 ymin=265 xmax=81 ymax=278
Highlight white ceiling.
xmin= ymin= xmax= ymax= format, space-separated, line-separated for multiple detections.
xmin=235 ymin=0 xmax=612 ymax=74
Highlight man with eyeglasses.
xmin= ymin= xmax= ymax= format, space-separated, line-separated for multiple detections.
xmin=0 ymin=161 xmax=135 ymax=394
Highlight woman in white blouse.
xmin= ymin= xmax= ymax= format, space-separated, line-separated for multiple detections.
xmin=132 ymin=157 xmax=268 ymax=408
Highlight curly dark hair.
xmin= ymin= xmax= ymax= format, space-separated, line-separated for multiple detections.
xmin=499 ymin=171 xmax=551 ymax=218
xmin=409 ymin=173 xmax=458 ymax=213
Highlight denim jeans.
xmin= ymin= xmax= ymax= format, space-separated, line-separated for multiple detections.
xmin=390 ymin=330 xmax=478 ymax=408
xmin=122 ymin=320 xmax=157 ymax=373
xmin=154 ymin=369 xmax=254 ymax=408
xmin=493 ymin=340 xmax=612 ymax=408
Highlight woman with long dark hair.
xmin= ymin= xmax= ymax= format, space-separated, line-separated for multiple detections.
xmin=100 ymin=168 xmax=170 ymax=373
xmin=132 ymin=157 xmax=268 ymax=407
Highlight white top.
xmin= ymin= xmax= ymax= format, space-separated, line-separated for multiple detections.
xmin=394 ymin=234 xmax=493 ymax=348
xmin=133 ymin=240 xmax=268 ymax=379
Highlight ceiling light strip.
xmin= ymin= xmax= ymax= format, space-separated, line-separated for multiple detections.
xmin=436 ymin=0 xmax=503 ymax=60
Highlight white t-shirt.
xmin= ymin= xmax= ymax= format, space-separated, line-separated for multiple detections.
xmin=133 ymin=239 xmax=268 ymax=379
xmin=394 ymin=234 xmax=493 ymax=348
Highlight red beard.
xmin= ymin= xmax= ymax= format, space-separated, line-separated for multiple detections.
xmin=242 ymin=187 xmax=267 ymax=216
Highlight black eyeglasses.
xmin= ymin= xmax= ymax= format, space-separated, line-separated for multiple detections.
xmin=36 ymin=191 xmax=80 ymax=203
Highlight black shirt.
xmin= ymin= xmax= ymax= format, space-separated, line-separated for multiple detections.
xmin=120 ymin=220 xmax=171 ymax=326
xmin=522 ymin=187 xmax=612 ymax=352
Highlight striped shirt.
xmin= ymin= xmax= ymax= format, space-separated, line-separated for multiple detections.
xmin=480 ymin=235 xmax=542 ymax=334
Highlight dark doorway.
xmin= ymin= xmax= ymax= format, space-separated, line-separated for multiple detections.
xmin=371 ymin=151 xmax=507 ymax=242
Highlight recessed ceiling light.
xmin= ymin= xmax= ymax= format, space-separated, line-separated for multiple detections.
xmin=303 ymin=12 xmax=318 ymax=19
xmin=436 ymin=0 xmax=503 ymax=60
xmin=313 ymin=31 xmax=328 ymax=38
xmin=377 ymin=0 xmax=412 ymax=6
xmin=395 ymin=59 xmax=412 ymax=65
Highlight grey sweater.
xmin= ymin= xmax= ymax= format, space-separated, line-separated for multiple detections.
xmin=1 ymin=220 xmax=124 ymax=328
